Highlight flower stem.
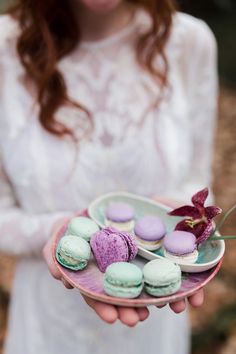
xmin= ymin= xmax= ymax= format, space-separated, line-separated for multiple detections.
xmin=208 ymin=235 xmax=236 ymax=241
xmin=213 ymin=203 xmax=236 ymax=234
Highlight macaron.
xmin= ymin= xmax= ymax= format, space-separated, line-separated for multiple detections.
xmin=143 ymin=259 xmax=181 ymax=296
xmin=66 ymin=217 xmax=99 ymax=242
xmin=163 ymin=231 xmax=198 ymax=265
xmin=104 ymin=262 xmax=143 ymax=298
xmin=134 ymin=215 xmax=166 ymax=251
xmin=105 ymin=202 xmax=135 ymax=232
xmin=56 ymin=235 xmax=91 ymax=271
xmin=90 ymin=227 xmax=138 ymax=272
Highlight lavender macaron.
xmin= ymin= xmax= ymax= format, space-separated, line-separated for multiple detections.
xmin=105 ymin=202 xmax=135 ymax=232
xmin=134 ymin=216 xmax=166 ymax=251
xmin=163 ymin=231 xmax=199 ymax=265
xmin=90 ymin=227 xmax=138 ymax=272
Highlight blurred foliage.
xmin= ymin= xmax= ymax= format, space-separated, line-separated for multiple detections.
xmin=0 ymin=0 xmax=15 ymax=12
xmin=178 ymin=0 xmax=236 ymax=87
xmin=192 ymin=302 xmax=236 ymax=353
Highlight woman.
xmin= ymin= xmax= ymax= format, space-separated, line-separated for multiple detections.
xmin=0 ymin=0 xmax=217 ymax=353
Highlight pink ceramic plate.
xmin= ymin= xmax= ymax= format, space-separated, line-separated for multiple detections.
xmin=52 ymin=210 xmax=223 ymax=307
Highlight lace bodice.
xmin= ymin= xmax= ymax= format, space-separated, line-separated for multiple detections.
xmin=0 ymin=9 xmax=217 ymax=354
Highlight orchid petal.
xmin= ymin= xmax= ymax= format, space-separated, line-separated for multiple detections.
xmin=174 ymin=220 xmax=196 ymax=233
xmin=175 ymin=220 xmax=207 ymax=237
xmin=196 ymin=220 xmax=214 ymax=245
xmin=168 ymin=206 xmax=201 ymax=218
xmin=205 ymin=206 xmax=222 ymax=219
xmin=191 ymin=188 xmax=209 ymax=208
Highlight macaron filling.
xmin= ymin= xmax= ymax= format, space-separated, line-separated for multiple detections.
xmin=105 ymin=219 xmax=135 ymax=232
xmin=144 ymin=279 xmax=181 ymax=296
xmin=56 ymin=251 xmax=87 ymax=270
xmin=104 ymin=282 xmax=143 ymax=298
xmin=163 ymin=249 xmax=199 ymax=265
xmin=135 ymin=237 xmax=162 ymax=251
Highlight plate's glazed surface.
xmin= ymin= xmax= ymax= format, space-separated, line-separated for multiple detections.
xmin=88 ymin=192 xmax=225 ymax=272
xmin=52 ymin=208 xmax=224 ymax=307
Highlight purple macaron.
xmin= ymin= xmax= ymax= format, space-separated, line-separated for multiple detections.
xmin=105 ymin=202 xmax=135 ymax=232
xmin=134 ymin=215 xmax=166 ymax=251
xmin=90 ymin=227 xmax=138 ymax=272
xmin=163 ymin=231 xmax=197 ymax=255
xmin=106 ymin=203 xmax=134 ymax=222
xmin=163 ymin=231 xmax=198 ymax=264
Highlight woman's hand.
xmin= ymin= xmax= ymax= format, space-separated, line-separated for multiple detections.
xmin=43 ymin=210 xmax=204 ymax=327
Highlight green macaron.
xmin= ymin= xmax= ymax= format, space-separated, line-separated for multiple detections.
xmin=56 ymin=235 xmax=91 ymax=271
xmin=143 ymin=259 xmax=181 ymax=296
xmin=104 ymin=262 xmax=143 ymax=298
xmin=66 ymin=217 xmax=100 ymax=242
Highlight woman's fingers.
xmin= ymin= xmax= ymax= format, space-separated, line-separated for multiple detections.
xmin=187 ymin=289 xmax=204 ymax=307
xmin=169 ymin=289 xmax=204 ymax=313
xmin=61 ymin=278 xmax=74 ymax=289
xmin=42 ymin=217 xmax=74 ymax=289
xmin=118 ymin=307 xmax=140 ymax=327
xmin=82 ymin=295 xmax=149 ymax=326
xmin=43 ymin=236 xmax=61 ymax=280
xmin=169 ymin=299 xmax=186 ymax=313
xmin=156 ymin=304 xmax=166 ymax=309
xmin=118 ymin=307 xmax=150 ymax=326
xmin=82 ymin=295 xmax=118 ymax=324
xmin=136 ymin=307 xmax=150 ymax=321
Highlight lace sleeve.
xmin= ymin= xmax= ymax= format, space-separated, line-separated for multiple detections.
xmin=0 ymin=155 xmax=71 ymax=257
xmin=0 ymin=16 xmax=72 ymax=257
xmin=179 ymin=21 xmax=218 ymax=202
xmin=0 ymin=160 xmax=71 ymax=258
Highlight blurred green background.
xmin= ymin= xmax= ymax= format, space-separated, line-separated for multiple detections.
xmin=0 ymin=1 xmax=235 ymax=354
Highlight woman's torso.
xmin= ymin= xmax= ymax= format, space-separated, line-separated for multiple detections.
xmin=0 ymin=9 xmax=214 ymax=354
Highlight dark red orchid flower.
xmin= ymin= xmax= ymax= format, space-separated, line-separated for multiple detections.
xmin=168 ymin=188 xmax=222 ymax=245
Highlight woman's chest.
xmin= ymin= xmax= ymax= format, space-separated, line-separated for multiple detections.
xmin=1 ymin=54 xmax=192 ymax=210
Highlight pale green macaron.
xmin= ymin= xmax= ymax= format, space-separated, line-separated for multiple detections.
xmin=104 ymin=262 xmax=143 ymax=298
xmin=66 ymin=217 xmax=99 ymax=242
xmin=56 ymin=235 xmax=91 ymax=271
xmin=143 ymin=259 xmax=181 ymax=296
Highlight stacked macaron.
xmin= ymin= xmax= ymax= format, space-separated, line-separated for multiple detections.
xmin=56 ymin=216 xmax=100 ymax=271
xmin=134 ymin=215 xmax=166 ymax=250
xmin=105 ymin=202 xmax=135 ymax=232
xmin=163 ymin=231 xmax=198 ymax=265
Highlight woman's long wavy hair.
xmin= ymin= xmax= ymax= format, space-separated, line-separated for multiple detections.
xmin=9 ymin=0 xmax=176 ymax=139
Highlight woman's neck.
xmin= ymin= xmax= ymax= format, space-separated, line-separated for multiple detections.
xmin=74 ymin=2 xmax=136 ymax=42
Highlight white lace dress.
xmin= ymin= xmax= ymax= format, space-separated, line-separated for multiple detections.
xmin=0 ymin=9 xmax=217 ymax=354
